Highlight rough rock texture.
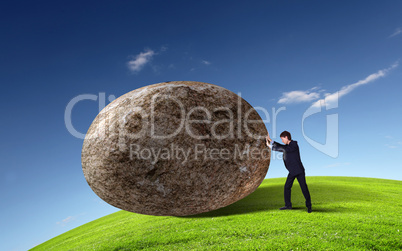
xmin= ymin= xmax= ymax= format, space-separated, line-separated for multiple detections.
xmin=82 ymin=81 xmax=270 ymax=216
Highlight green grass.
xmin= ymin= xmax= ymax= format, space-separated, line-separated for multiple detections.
xmin=31 ymin=177 xmax=401 ymax=250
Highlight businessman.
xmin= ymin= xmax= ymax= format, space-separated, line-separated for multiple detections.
xmin=266 ymin=131 xmax=312 ymax=213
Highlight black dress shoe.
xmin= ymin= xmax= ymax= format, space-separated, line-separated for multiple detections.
xmin=279 ymin=206 xmax=292 ymax=210
xmin=308 ymin=207 xmax=312 ymax=213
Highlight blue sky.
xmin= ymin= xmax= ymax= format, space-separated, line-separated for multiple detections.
xmin=1 ymin=1 xmax=402 ymax=250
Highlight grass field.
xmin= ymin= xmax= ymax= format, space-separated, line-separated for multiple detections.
xmin=31 ymin=176 xmax=401 ymax=250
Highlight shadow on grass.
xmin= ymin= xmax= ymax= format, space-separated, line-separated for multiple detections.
xmin=180 ymin=181 xmax=382 ymax=218
xmin=179 ymin=184 xmax=283 ymax=218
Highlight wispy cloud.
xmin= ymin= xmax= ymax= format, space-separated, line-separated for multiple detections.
xmin=389 ymin=27 xmax=402 ymax=38
xmin=278 ymin=87 xmax=322 ymax=104
xmin=277 ymin=63 xmax=398 ymax=107
xmin=127 ymin=49 xmax=155 ymax=73
xmin=311 ymin=62 xmax=398 ymax=108
xmin=384 ymin=135 xmax=402 ymax=149
xmin=323 ymin=162 xmax=351 ymax=168
xmin=160 ymin=45 xmax=168 ymax=52
xmin=202 ymin=60 xmax=211 ymax=65
xmin=385 ymin=144 xmax=398 ymax=149
xmin=56 ymin=216 xmax=75 ymax=227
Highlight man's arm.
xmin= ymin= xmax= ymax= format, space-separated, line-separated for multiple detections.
xmin=266 ymin=134 xmax=285 ymax=152
xmin=272 ymin=141 xmax=286 ymax=152
xmin=283 ymin=141 xmax=298 ymax=153
xmin=274 ymin=141 xmax=298 ymax=153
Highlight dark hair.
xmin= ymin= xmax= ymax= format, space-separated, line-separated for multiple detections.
xmin=280 ymin=131 xmax=292 ymax=140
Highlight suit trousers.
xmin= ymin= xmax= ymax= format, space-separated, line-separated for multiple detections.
xmin=284 ymin=172 xmax=312 ymax=208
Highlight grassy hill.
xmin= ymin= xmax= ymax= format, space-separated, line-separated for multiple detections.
xmin=31 ymin=177 xmax=401 ymax=250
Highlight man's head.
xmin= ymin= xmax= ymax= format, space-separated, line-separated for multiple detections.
xmin=280 ymin=131 xmax=292 ymax=145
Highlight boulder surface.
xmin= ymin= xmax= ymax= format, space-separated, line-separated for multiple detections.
xmin=82 ymin=81 xmax=270 ymax=216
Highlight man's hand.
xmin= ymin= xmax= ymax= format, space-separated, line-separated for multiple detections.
xmin=266 ymin=135 xmax=272 ymax=146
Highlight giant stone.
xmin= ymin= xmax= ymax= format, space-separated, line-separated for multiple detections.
xmin=82 ymin=81 xmax=270 ymax=216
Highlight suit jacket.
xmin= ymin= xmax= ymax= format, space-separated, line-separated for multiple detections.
xmin=272 ymin=140 xmax=305 ymax=175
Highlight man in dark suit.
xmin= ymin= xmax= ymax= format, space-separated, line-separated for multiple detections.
xmin=266 ymin=131 xmax=312 ymax=213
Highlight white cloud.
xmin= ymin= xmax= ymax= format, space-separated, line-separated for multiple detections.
xmin=277 ymin=63 xmax=398 ymax=107
xmin=311 ymin=62 xmax=399 ymax=108
xmin=384 ymin=137 xmax=402 ymax=148
xmin=385 ymin=144 xmax=398 ymax=149
xmin=202 ymin=60 xmax=211 ymax=65
xmin=56 ymin=216 xmax=75 ymax=226
xmin=56 ymin=212 xmax=86 ymax=227
xmin=127 ymin=49 xmax=155 ymax=73
xmin=160 ymin=45 xmax=168 ymax=52
xmin=323 ymin=162 xmax=351 ymax=168
xmin=389 ymin=27 xmax=402 ymax=38
xmin=278 ymin=87 xmax=321 ymax=104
